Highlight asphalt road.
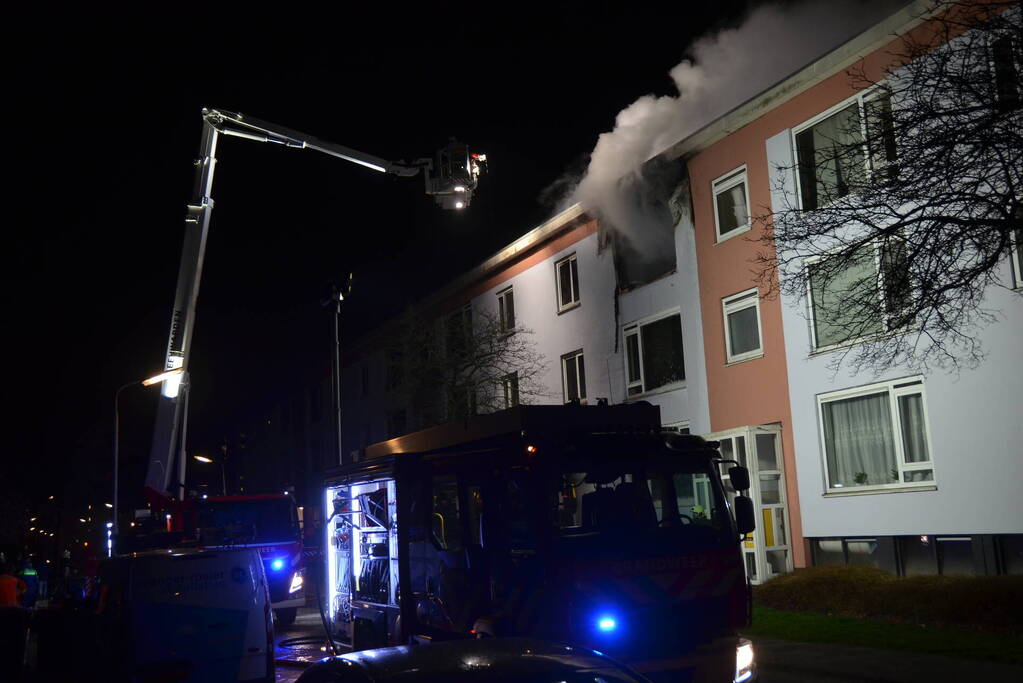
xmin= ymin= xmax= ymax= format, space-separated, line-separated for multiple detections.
xmin=272 ymin=608 xmax=1023 ymax=683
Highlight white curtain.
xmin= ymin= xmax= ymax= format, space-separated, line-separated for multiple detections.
xmin=898 ymin=393 xmax=929 ymax=463
xmin=822 ymin=392 xmax=897 ymax=487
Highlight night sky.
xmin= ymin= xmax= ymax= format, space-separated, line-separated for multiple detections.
xmin=7 ymin=2 xmax=779 ymax=511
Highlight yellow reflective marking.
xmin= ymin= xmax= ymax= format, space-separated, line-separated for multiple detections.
xmin=763 ymin=508 xmax=775 ymax=547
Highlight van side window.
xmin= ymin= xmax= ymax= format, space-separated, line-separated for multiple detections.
xmin=431 ymin=475 xmax=462 ymax=551
xmin=466 ymin=484 xmax=484 ymax=546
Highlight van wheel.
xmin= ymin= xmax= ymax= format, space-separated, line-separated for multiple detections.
xmin=274 ymin=607 xmax=298 ymax=628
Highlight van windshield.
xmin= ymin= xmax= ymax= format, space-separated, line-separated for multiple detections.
xmin=554 ymin=456 xmax=730 ymax=539
xmin=197 ymin=498 xmax=297 ymax=544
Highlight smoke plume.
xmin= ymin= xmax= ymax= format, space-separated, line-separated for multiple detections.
xmin=567 ymin=0 xmax=910 ymax=254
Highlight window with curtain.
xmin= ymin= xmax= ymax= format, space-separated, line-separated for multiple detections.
xmin=819 ymin=378 xmax=934 ymax=492
xmin=712 ymin=166 xmax=751 ymax=241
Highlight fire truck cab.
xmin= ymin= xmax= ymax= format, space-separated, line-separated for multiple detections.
xmin=324 ymin=403 xmax=756 ymax=680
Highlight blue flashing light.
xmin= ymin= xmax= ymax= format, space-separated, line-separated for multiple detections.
xmin=597 ymin=616 xmax=617 ymax=632
xmin=271 ymin=558 xmax=285 ymax=571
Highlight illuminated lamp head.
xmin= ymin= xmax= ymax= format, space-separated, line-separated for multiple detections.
xmin=596 ymin=616 xmax=617 ymax=632
xmin=271 ymin=558 xmax=285 ymax=572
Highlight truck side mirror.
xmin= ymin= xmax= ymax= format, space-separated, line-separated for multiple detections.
xmin=728 ymin=465 xmax=751 ymax=492
xmin=733 ymin=495 xmax=756 ymax=537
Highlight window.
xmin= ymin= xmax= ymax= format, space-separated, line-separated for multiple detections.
xmin=794 ymin=90 xmax=896 ymax=210
xmin=561 ymin=350 xmax=586 ymax=404
xmin=991 ymin=34 xmax=1020 ymax=109
xmin=497 ymin=286 xmax=515 ymax=332
xmin=445 ymin=305 xmax=473 ymax=359
xmin=555 ymin=254 xmax=580 ymax=311
xmin=722 ymin=289 xmax=763 ymax=363
xmin=818 ymin=377 xmax=934 ymax=493
xmin=386 ymin=349 xmax=404 ymax=390
xmin=386 ymin=408 xmax=406 ymax=439
xmin=807 ymin=239 xmax=911 ymax=350
xmin=624 ymin=313 xmax=685 ymax=396
xmin=501 ymin=372 xmax=519 ymax=408
xmin=431 ymin=475 xmax=461 ymax=552
xmin=712 ymin=166 xmax=751 ymax=241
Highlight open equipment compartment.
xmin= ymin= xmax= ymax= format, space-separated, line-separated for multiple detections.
xmin=324 ymin=476 xmax=400 ymax=646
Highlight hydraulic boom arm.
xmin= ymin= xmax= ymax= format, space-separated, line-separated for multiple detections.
xmin=145 ymin=108 xmax=485 ymax=503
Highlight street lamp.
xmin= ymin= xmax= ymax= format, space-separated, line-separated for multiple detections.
xmin=193 ymin=454 xmax=226 ymax=496
xmin=114 ymin=368 xmax=183 ymax=552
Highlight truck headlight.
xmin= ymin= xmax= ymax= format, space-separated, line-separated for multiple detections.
xmin=734 ymin=638 xmax=755 ymax=682
xmin=289 ymin=571 xmax=304 ymax=594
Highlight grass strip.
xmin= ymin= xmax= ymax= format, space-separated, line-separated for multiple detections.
xmin=741 ymin=606 xmax=1023 ymax=666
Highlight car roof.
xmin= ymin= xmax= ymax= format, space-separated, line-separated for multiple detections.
xmin=334 ymin=638 xmax=641 ymax=681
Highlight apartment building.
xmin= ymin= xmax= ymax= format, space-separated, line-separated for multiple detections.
xmin=340 ymin=0 xmax=1021 ymax=579
xmin=662 ymin=0 xmax=1022 ymax=576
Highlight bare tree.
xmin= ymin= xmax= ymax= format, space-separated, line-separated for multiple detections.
xmin=389 ymin=305 xmax=550 ymax=430
xmin=755 ymin=0 xmax=1021 ymax=374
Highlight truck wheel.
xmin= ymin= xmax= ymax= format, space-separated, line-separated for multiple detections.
xmin=274 ymin=607 xmax=298 ymax=628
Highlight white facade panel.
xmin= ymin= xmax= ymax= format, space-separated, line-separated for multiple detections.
xmin=767 ymin=129 xmax=1023 ymax=538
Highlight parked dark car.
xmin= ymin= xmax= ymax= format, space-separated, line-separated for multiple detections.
xmin=295 ymin=638 xmax=653 ymax=682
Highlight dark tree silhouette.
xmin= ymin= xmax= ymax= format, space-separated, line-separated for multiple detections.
xmin=388 ymin=305 xmax=550 ymax=432
xmin=756 ymin=0 xmax=1021 ymax=373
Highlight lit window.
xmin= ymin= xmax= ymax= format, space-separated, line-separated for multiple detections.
xmin=555 ymin=254 xmax=580 ymax=311
xmin=497 ymin=286 xmax=515 ymax=332
xmin=624 ymin=313 xmax=685 ymax=397
xmin=794 ymin=90 xmax=896 ymax=210
xmin=712 ymin=166 xmax=751 ymax=241
xmin=807 ymin=239 xmax=911 ymax=351
xmin=502 ymin=372 xmax=519 ymax=409
xmin=722 ymin=289 xmax=763 ymax=363
xmin=561 ymin=350 xmax=586 ymax=404
xmin=818 ymin=378 xmax=934 ymax=493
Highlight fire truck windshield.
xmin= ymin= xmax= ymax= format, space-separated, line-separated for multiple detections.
xmin=197 ymin=497 xmax=298 ymax=545
xmin=554 ymin=457 xmax=730 ymax=539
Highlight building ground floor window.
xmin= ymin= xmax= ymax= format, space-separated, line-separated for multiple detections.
xmin=809 ymin=534 xmax=1023 ymax=576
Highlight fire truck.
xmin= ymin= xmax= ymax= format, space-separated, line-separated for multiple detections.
xmin=192 ymin=494 xmax=305 ymax=626
xmin=322 ymin=403 xmax=757 ymax=681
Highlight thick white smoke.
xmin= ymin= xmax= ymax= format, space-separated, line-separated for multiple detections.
xmin=570 ymin=0 xmax=910 ymax=252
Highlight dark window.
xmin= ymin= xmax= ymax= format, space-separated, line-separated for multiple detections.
xmin=999 ymin=534 xmax=1023 ymax=574
xmin=625 ymin=314 xmax=685 ymax=395
xmin=498 ymin=287 xmax=515 ymax=332
xmin=502 ymin=372 xmax=519 ymax=408
xmin=386 ymin=350 xmax=404 ymax=390
xmin=386 ymin=409 xmax=406 ymax=439
xmin=431 ymin=475 xmax=462 ymax=552
xmin=936 ymin=537 xmax=974 ymax=576
xmin=900 ymin=535 xmax=937 ymax=576
xmin=992 ymin=35 xmax=1020 ymax=109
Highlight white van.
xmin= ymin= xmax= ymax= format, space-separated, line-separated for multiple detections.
xmin=95 ymin=547 xmax=275 ymax=683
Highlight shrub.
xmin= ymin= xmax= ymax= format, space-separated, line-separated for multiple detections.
xmin=754 ymin=565 xmax=1023 ymax=634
